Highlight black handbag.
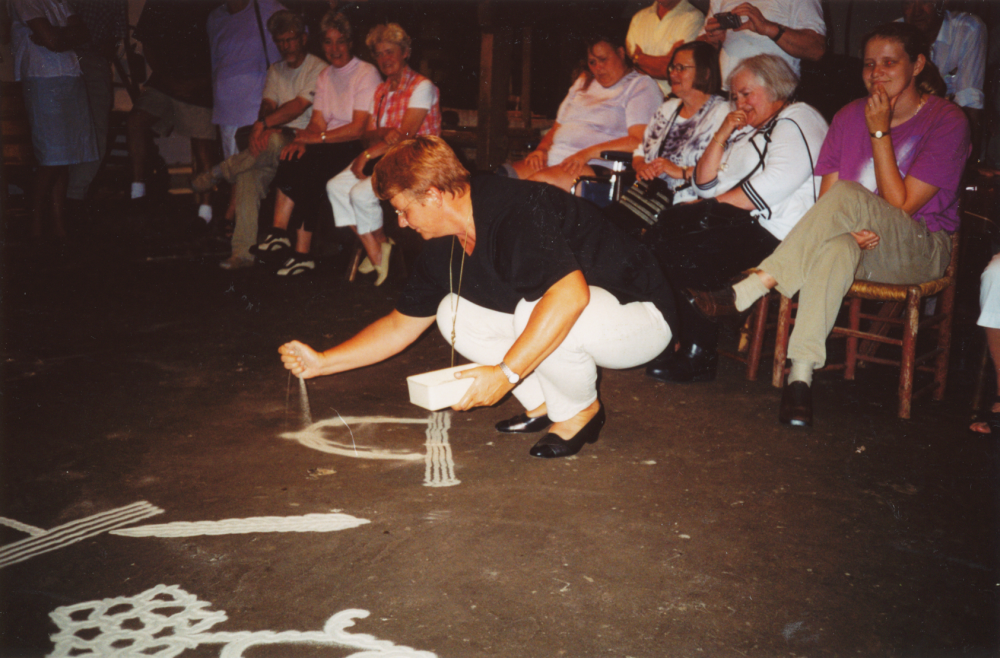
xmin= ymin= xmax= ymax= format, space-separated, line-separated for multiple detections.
xmin=603 ymin=177 xmax=674 ymax=235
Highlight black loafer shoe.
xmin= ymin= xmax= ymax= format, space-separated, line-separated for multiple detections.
xmin=684 ymin=287 xmax=741 ymax=320
xmin=529 ymin=405 xmax=606 ymax=459
xmin=779 ymin=381 xmax=813 ymax=427
xmin=645 ymin=343 xmax=717 ymax=383
xmin=496 ymin=413 xmax=551 ymax=433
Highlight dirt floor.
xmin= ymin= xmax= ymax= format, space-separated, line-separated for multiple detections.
xmin=1 ymin=196 xmax=998 ymax=657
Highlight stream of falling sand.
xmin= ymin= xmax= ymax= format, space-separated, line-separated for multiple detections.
xmin=299 ymin=376 xmax=313 ymax=426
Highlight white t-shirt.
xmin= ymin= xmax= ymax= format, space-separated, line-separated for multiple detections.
xmin=314 ymin=57 xmax=382 ymax=131
xmin=549 ymin=70 xmax=663 ymax=168
xmin=626 ymin=0 xmax=705 ymax=96
xmin=262 ymin=54 xmax=328 ymax=130
xmin=701 ymin=0 xmax=826 ymax=84
xmin=367 ymin=79 xmax=439 ymax=125
xmin=694 ymin=102 xmax=828 ymax=240
xmin=8 ymin=0 xmax=81 ymax=80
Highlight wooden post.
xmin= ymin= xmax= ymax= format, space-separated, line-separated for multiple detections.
xmin=520 ymin=26 xmax=532 ymax=130
xmin=476 ymin=2 xmax=510 ymax=171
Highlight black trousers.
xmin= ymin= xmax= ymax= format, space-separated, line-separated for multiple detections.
xmin=645 ymin=200 xmax=780 ymax=350
xmin=272 ymin=141 xmax=362 ymax=233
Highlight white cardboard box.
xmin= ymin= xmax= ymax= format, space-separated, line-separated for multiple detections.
xmin=407 ymin=363 xmax=482 ymax=411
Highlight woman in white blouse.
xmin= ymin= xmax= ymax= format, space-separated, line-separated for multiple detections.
xmin=632 ymin=41 xmax=729 ymax=205
xmin=509 ymin=36 xmax=662 ymax=192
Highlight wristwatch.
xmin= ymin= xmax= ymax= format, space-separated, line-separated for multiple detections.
xmin=498 ymin=361 xmax=520 ymax=384
xmin=870 ymin=130 xmax=889 ymax=139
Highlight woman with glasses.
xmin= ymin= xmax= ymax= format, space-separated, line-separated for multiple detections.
xmin=632 ymin=41 xmax=729 ymax=205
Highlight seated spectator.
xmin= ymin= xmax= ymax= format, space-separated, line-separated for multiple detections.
xmin=248 ymin=11 xmax=380 ymax=276
xmin=687 ymin=23 xmax=969 ymax=428
xmin=631 ymin=41 xmax=729 ymax=205
xmin=192 ymin=10 xmax=327 ymax=270
xmin=626 ymin=0 xmax=705 ymax=96
xmin=8 ymin=0 xmax=99 ymax=241
xmin=700 ymin=0 xmax=826 ymax=84
xmin=901 ymin=0 xmax=986 ymax=139
xmin=126 ymin=0 xmax=216 ymax=223
xmin=644 ymin=53 xmax=827 ymax=384
xmin=507 ymin=35 xmax=662 ymax=192
xmin=326 ymin=23 xmax=441 ymax=286
xmin=971 ymin=252 xmax=1000 ymax=435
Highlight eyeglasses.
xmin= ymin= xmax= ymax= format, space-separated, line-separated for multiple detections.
xmin=668 ymin=64 xmax=696 ymax=73
xmin=394 ymin=196 xmax=420 ymax=221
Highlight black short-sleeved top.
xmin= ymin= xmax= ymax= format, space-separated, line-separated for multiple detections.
xmin=395 ymin=175 xmax=677 ymax=329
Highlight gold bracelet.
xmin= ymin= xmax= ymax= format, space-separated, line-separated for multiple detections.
xmin=364 ymin=151 xmax=372 ymax=159
xmin=321 ymin=131 xmax=326 ymax=142
xmin=712 ymin=139 xmax=727 ymax=148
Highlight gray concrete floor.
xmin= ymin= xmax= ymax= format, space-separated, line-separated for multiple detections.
xmin=1 ymin=200 xmax=997 ymax=657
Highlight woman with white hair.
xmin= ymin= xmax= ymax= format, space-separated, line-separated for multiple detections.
xmin=326 ymin=22 xmax=441 ymax=286
xmin=643 ymin=53 xmax=828 ymax=385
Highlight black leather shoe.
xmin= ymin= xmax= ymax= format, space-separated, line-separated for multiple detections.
xmin=529 ymin=405 xmax=606 ymax=459
xmin=779 ymin=381 xmax=813 ymax=427
xmin=684 ymin=287 xmax=741 ymax=320
xmin=496 ymin=413 xmax=551 ymax=433
xmin=645 ymin=344 xmax=717 ymax=383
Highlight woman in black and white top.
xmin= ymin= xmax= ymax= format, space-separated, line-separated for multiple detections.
xmin=645 ymin=53 xmax=828 ymax=384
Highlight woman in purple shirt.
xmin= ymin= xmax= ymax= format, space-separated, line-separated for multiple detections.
xmin=686 ymin=22 xmax=969 ymax=428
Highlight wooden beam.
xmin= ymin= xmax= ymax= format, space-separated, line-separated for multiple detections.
xmin=476 ymin=7 xmax=511 ymax=172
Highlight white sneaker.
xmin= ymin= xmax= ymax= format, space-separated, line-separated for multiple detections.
xmin=276 ymin=254 xmax=315 ymax=276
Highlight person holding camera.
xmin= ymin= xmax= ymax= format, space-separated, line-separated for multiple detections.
xmin=699 ymin=0 xmax=826 ymax=84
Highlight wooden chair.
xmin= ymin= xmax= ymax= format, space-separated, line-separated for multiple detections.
xmin=718 ymin=291 xmax=776 ymax=381
xmin=770 ymin=231 xmax=961 ymax=419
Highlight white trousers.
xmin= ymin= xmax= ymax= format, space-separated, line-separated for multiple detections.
xmin=326 ymin=166 xmax=383 ymax=235
xmin=436 ymin=288 xmax=671 ymax=422
xmin=980 ymin=253 xmax=1000 ymax=329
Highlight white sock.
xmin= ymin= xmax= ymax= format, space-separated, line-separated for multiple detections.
xmin=789 ymin=359 xmax=814 ymax=386
xmin=198 ymin=204 xmax=213 ymax=222
xmin=733 ymin=274 xmax=770 ymax=312
xmin=131 ymin=182 xmax=146 ymax=199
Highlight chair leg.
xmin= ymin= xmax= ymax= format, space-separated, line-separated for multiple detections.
xmin=346 ymin=243 xmax=364 ymax=282
xmin=772 ymin=294 xmax=792 ymax=389
xmin=933 ymin=283 xmax=956 ymax=401
xmin=745 ymin=294 xmax=769 ymax=381
xmin=897 ymin=290 xmax=920 ymax=419
xmin=844 ymin=298 xmax=862 ymax=380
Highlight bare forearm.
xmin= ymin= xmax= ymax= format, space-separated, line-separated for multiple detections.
xmin=871 ymin=137 xmax=906 ymax=208
xmin=503 ymin=272 xmax=589 ymax=379
xmin=771 ymin=26 xmax=825 ymax=62
xmin=315 ymin=312 xmax=432 ymax=376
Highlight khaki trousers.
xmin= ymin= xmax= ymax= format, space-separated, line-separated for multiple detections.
xmin=759 ymin=181 xmax=952 ymax=368
xmin=225 ymin=132 xmax=290 ymax=259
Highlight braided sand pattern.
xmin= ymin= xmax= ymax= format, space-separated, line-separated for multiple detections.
xmin=0 ymin=501 xmax=164 ymax=569
xmin=424 ymin=412 xmax=460 ymax=488
xmin=109 ymin=512 xmax=370 ymax=538
xmin=47 ymin=584 xmax=438 ymax=658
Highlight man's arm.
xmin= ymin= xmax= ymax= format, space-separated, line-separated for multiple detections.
xmin=731 ymin=2 xmax=826 ymax=62
xmin=260 ymin=96 xmax=311 ymax=128
xmin=26 ymin=14 xmax=88 ymax=52
xmin=280 ymin=310 xmax=436 ymax=379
